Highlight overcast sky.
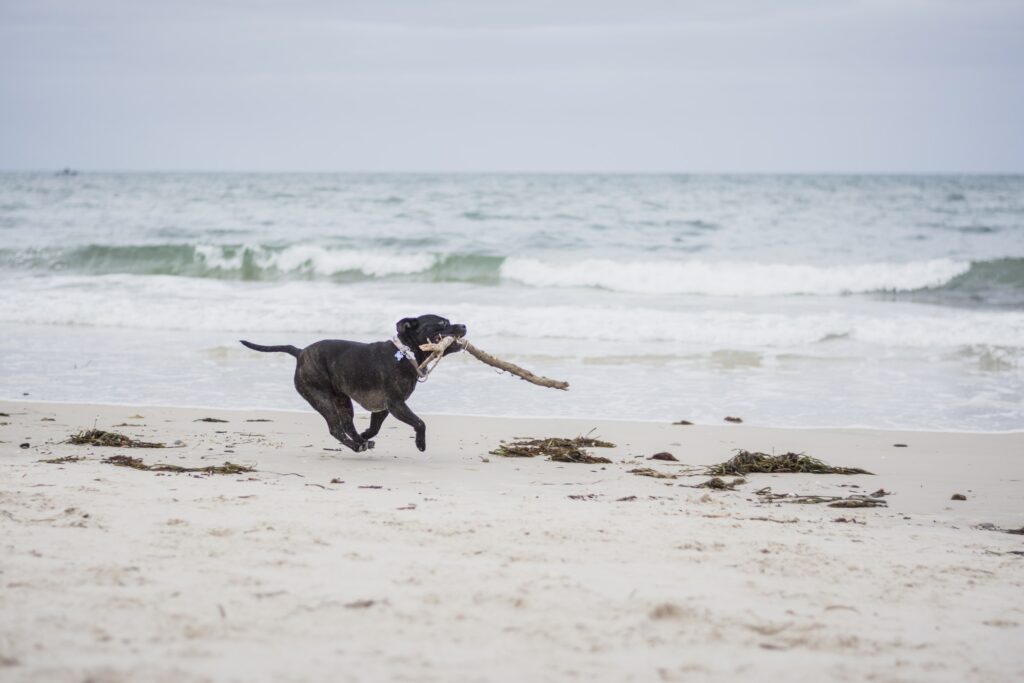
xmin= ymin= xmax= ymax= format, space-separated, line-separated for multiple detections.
xmin=1 ymin=0 xmax=1022 ymax=172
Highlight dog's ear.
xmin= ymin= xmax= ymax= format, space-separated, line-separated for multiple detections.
xmin=396 ymin=317 xmax=419 ymax=335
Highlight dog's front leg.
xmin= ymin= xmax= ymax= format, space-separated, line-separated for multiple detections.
xmin=387 ymin=401 xmax=426 ymax=452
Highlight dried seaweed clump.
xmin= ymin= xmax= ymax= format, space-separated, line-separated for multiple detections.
xmin=69 ymin=429 xmax=165 ymax=448
xmin=707 ymin=450 xmax=872 ymax=476
xmin=756 ymin=487 xmax=887 ymax=508
xmin=550 ymin=450 xmax=613 ymax=464
xmin=38 ymin=455 xmax=84 ymax=464
xmin=628 ymin=467 xmax=677 ymax=480
xmin=697 ymin=477 xmax=746 ymax=490
xmin=102 ymin=455 xmax=253 ymax=475
xmin=490 ymin=435 xmax=614 ymax=464
xmin=827 ymin=498 xmax=887 ymax=509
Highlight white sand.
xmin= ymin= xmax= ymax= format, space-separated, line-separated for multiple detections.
xmin=1 ymin=399 xmax=1022 ymax=682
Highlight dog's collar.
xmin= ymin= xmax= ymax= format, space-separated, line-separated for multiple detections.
xmin=391 ymin=337 xmax=427 ymax=379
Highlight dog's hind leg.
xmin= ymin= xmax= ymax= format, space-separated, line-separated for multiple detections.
xmin=296 ymin=383 xmax=368 ymax=453
xmin=387 ymin=400 xmax=426 ymax=452
xmin=333 ymin=395 xmax=374 ymax=450
xmin=360 ymin=410 xmax=389 ymax=442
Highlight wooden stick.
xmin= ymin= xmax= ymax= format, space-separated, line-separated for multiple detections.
xmin=418 ymin=337 xmax=570 ymax=390
xmin=417 ymin=336 xmax=456 ymax=367
xmin=460 ymin=340 xmax=569 ymax=390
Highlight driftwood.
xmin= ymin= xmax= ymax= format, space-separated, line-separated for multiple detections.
xmin=418 ymin=337 xmax=569 ymax=390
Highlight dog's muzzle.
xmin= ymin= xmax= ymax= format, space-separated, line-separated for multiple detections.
xmin=435 ymin=324 xmax=467 ymax=343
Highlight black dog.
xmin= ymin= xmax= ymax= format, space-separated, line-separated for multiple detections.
xmin=240 ymin=315 xmax=466 ymax=452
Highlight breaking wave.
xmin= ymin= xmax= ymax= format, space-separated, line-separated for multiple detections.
xmin=3 ymin=243 xmax=1021 ymax=303
xmin=499 ymin=257 xmax=973 ymax=296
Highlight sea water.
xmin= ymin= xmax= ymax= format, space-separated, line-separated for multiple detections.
xmin=1 ymin=173 xmax=1021 ymax=431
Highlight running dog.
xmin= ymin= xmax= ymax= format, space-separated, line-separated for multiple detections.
xmin=240 ymin=314 xmax=466 ymax=452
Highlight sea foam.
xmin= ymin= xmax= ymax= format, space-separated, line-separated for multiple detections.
xmin=3 ymin=274 xmax=1021 ymax=350
xmin=500 ymin=258 xmax=972 ymax=296
xmin=195 ymin=244 xmax=438 ymax=277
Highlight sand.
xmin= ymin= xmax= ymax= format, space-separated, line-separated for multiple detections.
xmin=1 ymin=399 xmax=1022 ymax=682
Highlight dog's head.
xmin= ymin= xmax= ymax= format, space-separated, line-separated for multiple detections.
xmin=396 ymin=314 xmax=467 ymax=356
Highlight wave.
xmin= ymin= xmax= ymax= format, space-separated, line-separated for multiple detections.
xmin=2 ymin=244 xmax=1021 ymax=303
xmin=194 ymin=244 xmax=436 ymax=278
xmin=890 ymin=257 xmax=1024 ymax=308
xmin=2 ymin=274 xmax=1022 ymax=349
xmin=0 ymin=244 xmax=441 ymax=280
xmin=500 ymin=257 xmax=973 ymax=296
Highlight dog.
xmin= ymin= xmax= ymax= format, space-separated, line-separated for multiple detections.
xmin=240 ymin=315 xmax=466 ymax=453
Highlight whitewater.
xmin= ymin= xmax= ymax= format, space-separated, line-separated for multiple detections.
xmin=1 ymin=172 xmax=1022 ymax=430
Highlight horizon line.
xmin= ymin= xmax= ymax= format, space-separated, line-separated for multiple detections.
xmin=2 ymin=168 xmax=1023 ymax=176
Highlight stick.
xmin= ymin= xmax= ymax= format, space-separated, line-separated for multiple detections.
xmin=418 ymin=337 xmax=570 ymax=390
xmin=460 ymin=340 xmax=569 ymax=390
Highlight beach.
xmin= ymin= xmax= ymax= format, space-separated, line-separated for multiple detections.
xmin=5 ymin=1 xmax=1023 ymax=680
xmin=2 ymin=399 xmax=1022 ymax=682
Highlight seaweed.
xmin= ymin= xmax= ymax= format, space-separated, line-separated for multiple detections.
xmin=195 ymin=417 xmax=228 ymax=423
xmin=550 ymin=451 xmax=612 ymax=464
xmin=101 ymin=455 xmax=253 ymax=475
xmin=975 ymin=523 xmax=1024 ymax=536
xmin=707 ymin=450 xmax=872 ymax=476
xmin=68 ymin=429 xmax=165 ymax=448
xmin=697 ymin=477 xmax=746 ymax=490
xmin=38 ymin=455 xmax=83 ymax=464
xmin=628 ymin=467 xmax=677 ymax=479
xmin=827 ymin=498 xmax=887 ymax=508
xmin=490 ymin=433 xmax=614 ymax=464
xmin=755 ymin=487 xmax=887 ymax=507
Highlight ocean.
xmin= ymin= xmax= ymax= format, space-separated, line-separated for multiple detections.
xmin=1 ymin=172 xmax=1021 ymax=431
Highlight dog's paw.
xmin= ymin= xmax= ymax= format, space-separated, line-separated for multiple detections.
xmin=364 ymin=440 xmax=375 ymax=450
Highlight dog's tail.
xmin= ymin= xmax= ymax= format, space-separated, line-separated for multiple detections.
xmin=239 ymin=340 xmax=301 ymax=358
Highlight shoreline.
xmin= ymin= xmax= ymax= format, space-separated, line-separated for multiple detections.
xmin=2 ymin=399 xmax=1022 ymax=681
xmin=4 ymin=396 xmax=1022 ymax=436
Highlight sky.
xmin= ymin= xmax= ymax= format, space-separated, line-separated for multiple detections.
xmin=1 ymin=0 xmax=1022 ymax=173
